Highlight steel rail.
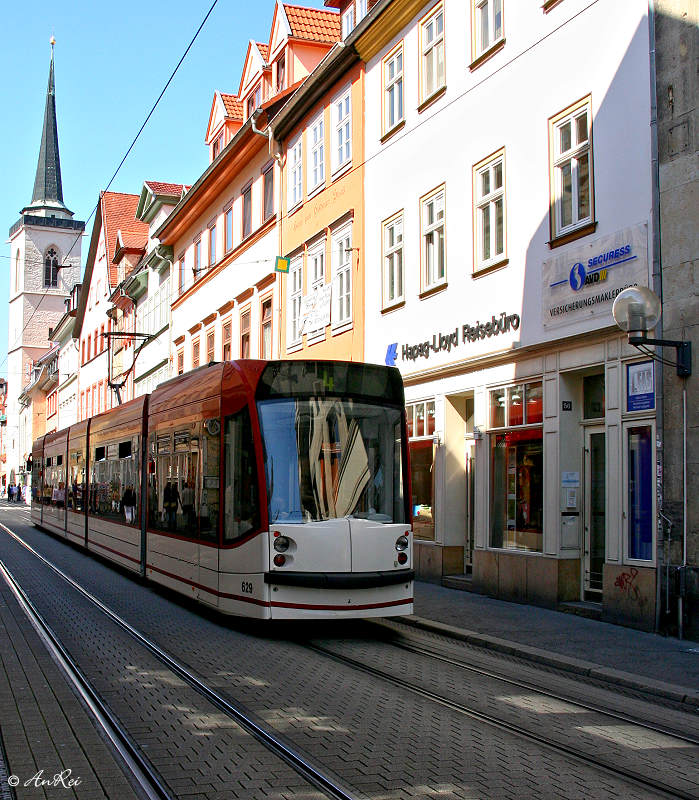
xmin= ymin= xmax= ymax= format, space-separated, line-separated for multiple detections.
xmin=377 ymin=629 xmax=699 ymax=746
xmin=0 ymin=558 xmax=174 ymax=800
xmin=0 ymin=522 xmax=359 ymax=800
xmin=304 ymin=640 xmax=697 ymax=800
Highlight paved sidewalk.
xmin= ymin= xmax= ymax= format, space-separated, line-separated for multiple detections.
xmin=0 ymin=572 xmax=141 ymax=800
xmin=405 ymin=580 xmax=699 ymax=706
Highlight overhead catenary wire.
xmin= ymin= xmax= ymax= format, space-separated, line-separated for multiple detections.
xmin=1 ymin=0 xmax=221 ymax=379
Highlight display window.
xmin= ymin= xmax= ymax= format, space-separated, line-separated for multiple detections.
xmin=407 ymin=400 xmax=436 ymax=540
xmin=489 ymin=381 xmax=543 ymax=552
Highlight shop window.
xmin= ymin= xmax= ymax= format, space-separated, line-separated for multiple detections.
xmin=628 ymin=425 xmax=653 ymax=560
xmin=489 ymin=380 xmax=543 ymax=552
xmin=407 ymin=400 xmax=436 ymax=540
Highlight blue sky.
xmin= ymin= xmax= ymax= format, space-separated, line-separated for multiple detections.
xmin=0 ymin=0 xmax=329 ymax=382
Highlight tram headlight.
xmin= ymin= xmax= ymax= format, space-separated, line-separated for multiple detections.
xmin=395 ymin=535 xmax=409 ymax=552
xmin=273 ymin=536 xmax=290 ymax=553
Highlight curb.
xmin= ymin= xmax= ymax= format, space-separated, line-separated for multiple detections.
xmin=394 ymin=614 xmax=699 ymax=708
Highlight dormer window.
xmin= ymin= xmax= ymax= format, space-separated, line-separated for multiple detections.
xmin=247 ymin=84 xmax=262 ymax=119
xmin=212 ymin=134 xmax=223 ymax=160
xmin=276 ymin=54 xmax=286 ymax=93
xmin=342 ymin=5 xmax=355 ymax=38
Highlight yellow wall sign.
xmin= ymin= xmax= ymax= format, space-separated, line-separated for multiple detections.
xmin=275 ymin=256 xmax=290 ymax=273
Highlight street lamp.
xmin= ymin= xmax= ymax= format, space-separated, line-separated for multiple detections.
xmin=613 ymin=286 xmax=691 ymax=637
xmin=612 ymin=286 xmax=691 ymax=376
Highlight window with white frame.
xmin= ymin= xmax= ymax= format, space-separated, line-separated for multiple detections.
xmin=333 ymin=88 xmax=352 ymax=172
xmin=307 ymin=238 xmax=326 ymax=337
xmin=420 ymin=4 xmax=445 ymax=102
xmin=263 ymin=164 xmax=274 ymax=221
xmin=194 ymin=238 xmax=202 ymax=276
xmin=474 ymin=149 xmax=506 ymax=270
xmin=332 ymin=223 xmax=352 ymax=327
xmin=550 ymin=97 xmax=593 ymax=239
xmin=473 ymin=0 xmax=503 ymax=60
xmin=383 ymin=44 xmax=404 ymax=134
xmin=242 ymin=184 xmax=252 ymax=239
xmin=308 ymin=112 xmax=325 ymax=192
xmin=356 ymin=0 xmax=367 ymax=22
xmin=288 ymin=137 xmax=303 ymax=209
xmin=382 ymin=212 xmax=404 ymax=308
xmin=208 ymin=222 xmax=217 ymax=266
xmin=287 ymin=255 xmax=303 ymax=346
xmin=421 ymin=187 xmax=446 ymax=291
xmin=342 ymin=5 xmax=354 ymax=38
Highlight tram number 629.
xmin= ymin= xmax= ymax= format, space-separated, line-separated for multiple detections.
xmin=241 ymin=581 xmax=254 ymax=594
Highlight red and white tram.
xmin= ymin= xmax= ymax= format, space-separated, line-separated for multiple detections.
xmin=31 ymin=360 xmax=414 ymax=619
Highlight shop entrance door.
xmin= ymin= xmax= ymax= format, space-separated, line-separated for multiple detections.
xmin=464 ymin=441 xmax=475 ymax=572
xmin=584 ymin=427 xmax=606 ymax=597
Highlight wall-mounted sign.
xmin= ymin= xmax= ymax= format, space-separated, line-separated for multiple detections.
xmin=388 ymin=311 xmax=520 ymax=364
xmin=542 ymin=223 xmax=648 ymax=330
xmin=627 ymin=361 xmax=655 ymax=412
xmin=561 ymin=401 xmax=572 ymax=411
xmin=299 ymin=285 xmax=332 ymax=334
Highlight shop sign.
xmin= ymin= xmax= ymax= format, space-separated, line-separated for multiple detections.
xmin=627 ymin=361 xmax=655 ymax=411
xmin=386 ymin=311 xmax=520 ymax=365
xmin=542 ymin=223 xmax=648 ymax=330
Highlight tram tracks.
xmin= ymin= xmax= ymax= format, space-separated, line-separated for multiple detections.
xmin=3 ymin=517 xmax=698 ymax=800
xmin=0 ymin=522 xmax=358 ymax=800
xmin=300 ymin=633 xmax=699 ymax=800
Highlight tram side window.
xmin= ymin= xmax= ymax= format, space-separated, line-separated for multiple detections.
xmin=89 ymin=437 xmax=140 ymax=525
xmin=223 ymin=408 xmax=259 ymax=542
xmin=148 ymin=421 xmax=219 ymax=541
xmin=42 ymin=455 xmax=66 ymax=507
xmin=31 ymin=456 xmax=43 ymax=503
xmin=67 ymin=441 xmax=86 ymax=511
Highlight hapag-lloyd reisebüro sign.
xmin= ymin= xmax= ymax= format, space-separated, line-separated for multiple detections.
xmin=542 ymin=223 xmax=649 ymax=329
xmin=386 ymin=311 xmax=520 ymax=364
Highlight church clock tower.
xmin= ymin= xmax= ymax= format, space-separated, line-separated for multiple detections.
xmin=6 ymin=39 xmax=85 ymax=485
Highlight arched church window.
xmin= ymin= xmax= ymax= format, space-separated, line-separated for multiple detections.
xmin=44 ymin=247 xmax=59 ymax=288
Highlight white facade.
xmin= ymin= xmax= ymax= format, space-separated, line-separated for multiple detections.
xmin=168 ymin=149 xmax=280 ymax=372
xmin=362 ymin=0 xmax=657 ymax=627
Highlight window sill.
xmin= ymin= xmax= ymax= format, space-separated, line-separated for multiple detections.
xmin=469 ymin=38 xmax=506 ymax=71
xmin=288 ymin=201 xmax=303 ymax=217
xmin=331 ymin=160 xmax=352 ymax=181
xmin=548 ymin=220 xmax=597 ymax=249
xmin=381 ymin=299 xmax=405 ymax=314
xmin=286 ymin=341 xmax=303 ymax=354
xmin=419 ymin=281 xmax=448 ymax=300
xmin=307 ymin=181 xmax=325 ymax=200
xmin=472 ymin=257 xmax=509 ymax=278
xmin=542 ymin=0 xmax=565 ymax=12
xmin=331 ymin=320 xmax=353 ymax=337
xmin=305 ymin=331 xmax=326 ymax=345
xmin=417 ymin=85 xmax=446 ymax=113
xmin=380 ymin=119 xmax=405 ymax=144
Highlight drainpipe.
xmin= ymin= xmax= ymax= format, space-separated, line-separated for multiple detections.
xmin=648 ymin=0 xmax=665 ymax=634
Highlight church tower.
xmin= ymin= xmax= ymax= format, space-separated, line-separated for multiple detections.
xmin=6 ymin=39 xmax=85 ymax=484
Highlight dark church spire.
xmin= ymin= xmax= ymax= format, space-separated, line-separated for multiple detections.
xmin=25 ymin=38 xmax=71 ymax=215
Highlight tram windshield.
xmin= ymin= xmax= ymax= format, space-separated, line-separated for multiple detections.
xmin=257 ymin=397 xmax=405 ymax=524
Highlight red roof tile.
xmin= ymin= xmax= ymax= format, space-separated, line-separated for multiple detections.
xmin=220 ymin=93 xmax=243 ymax=120
xmin=256 ymin=42 xmax=269 ymax=61
xmin=283 ymin=4 xmax=341 ymax=43
xmin=144 ymin=181 xmax=186 ymax=197
xmin=100 ymin=191 xmax=148 ymax=287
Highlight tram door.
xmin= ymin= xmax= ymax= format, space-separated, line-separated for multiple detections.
xmin=583 ymin=427 xmax=606 ymax=598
